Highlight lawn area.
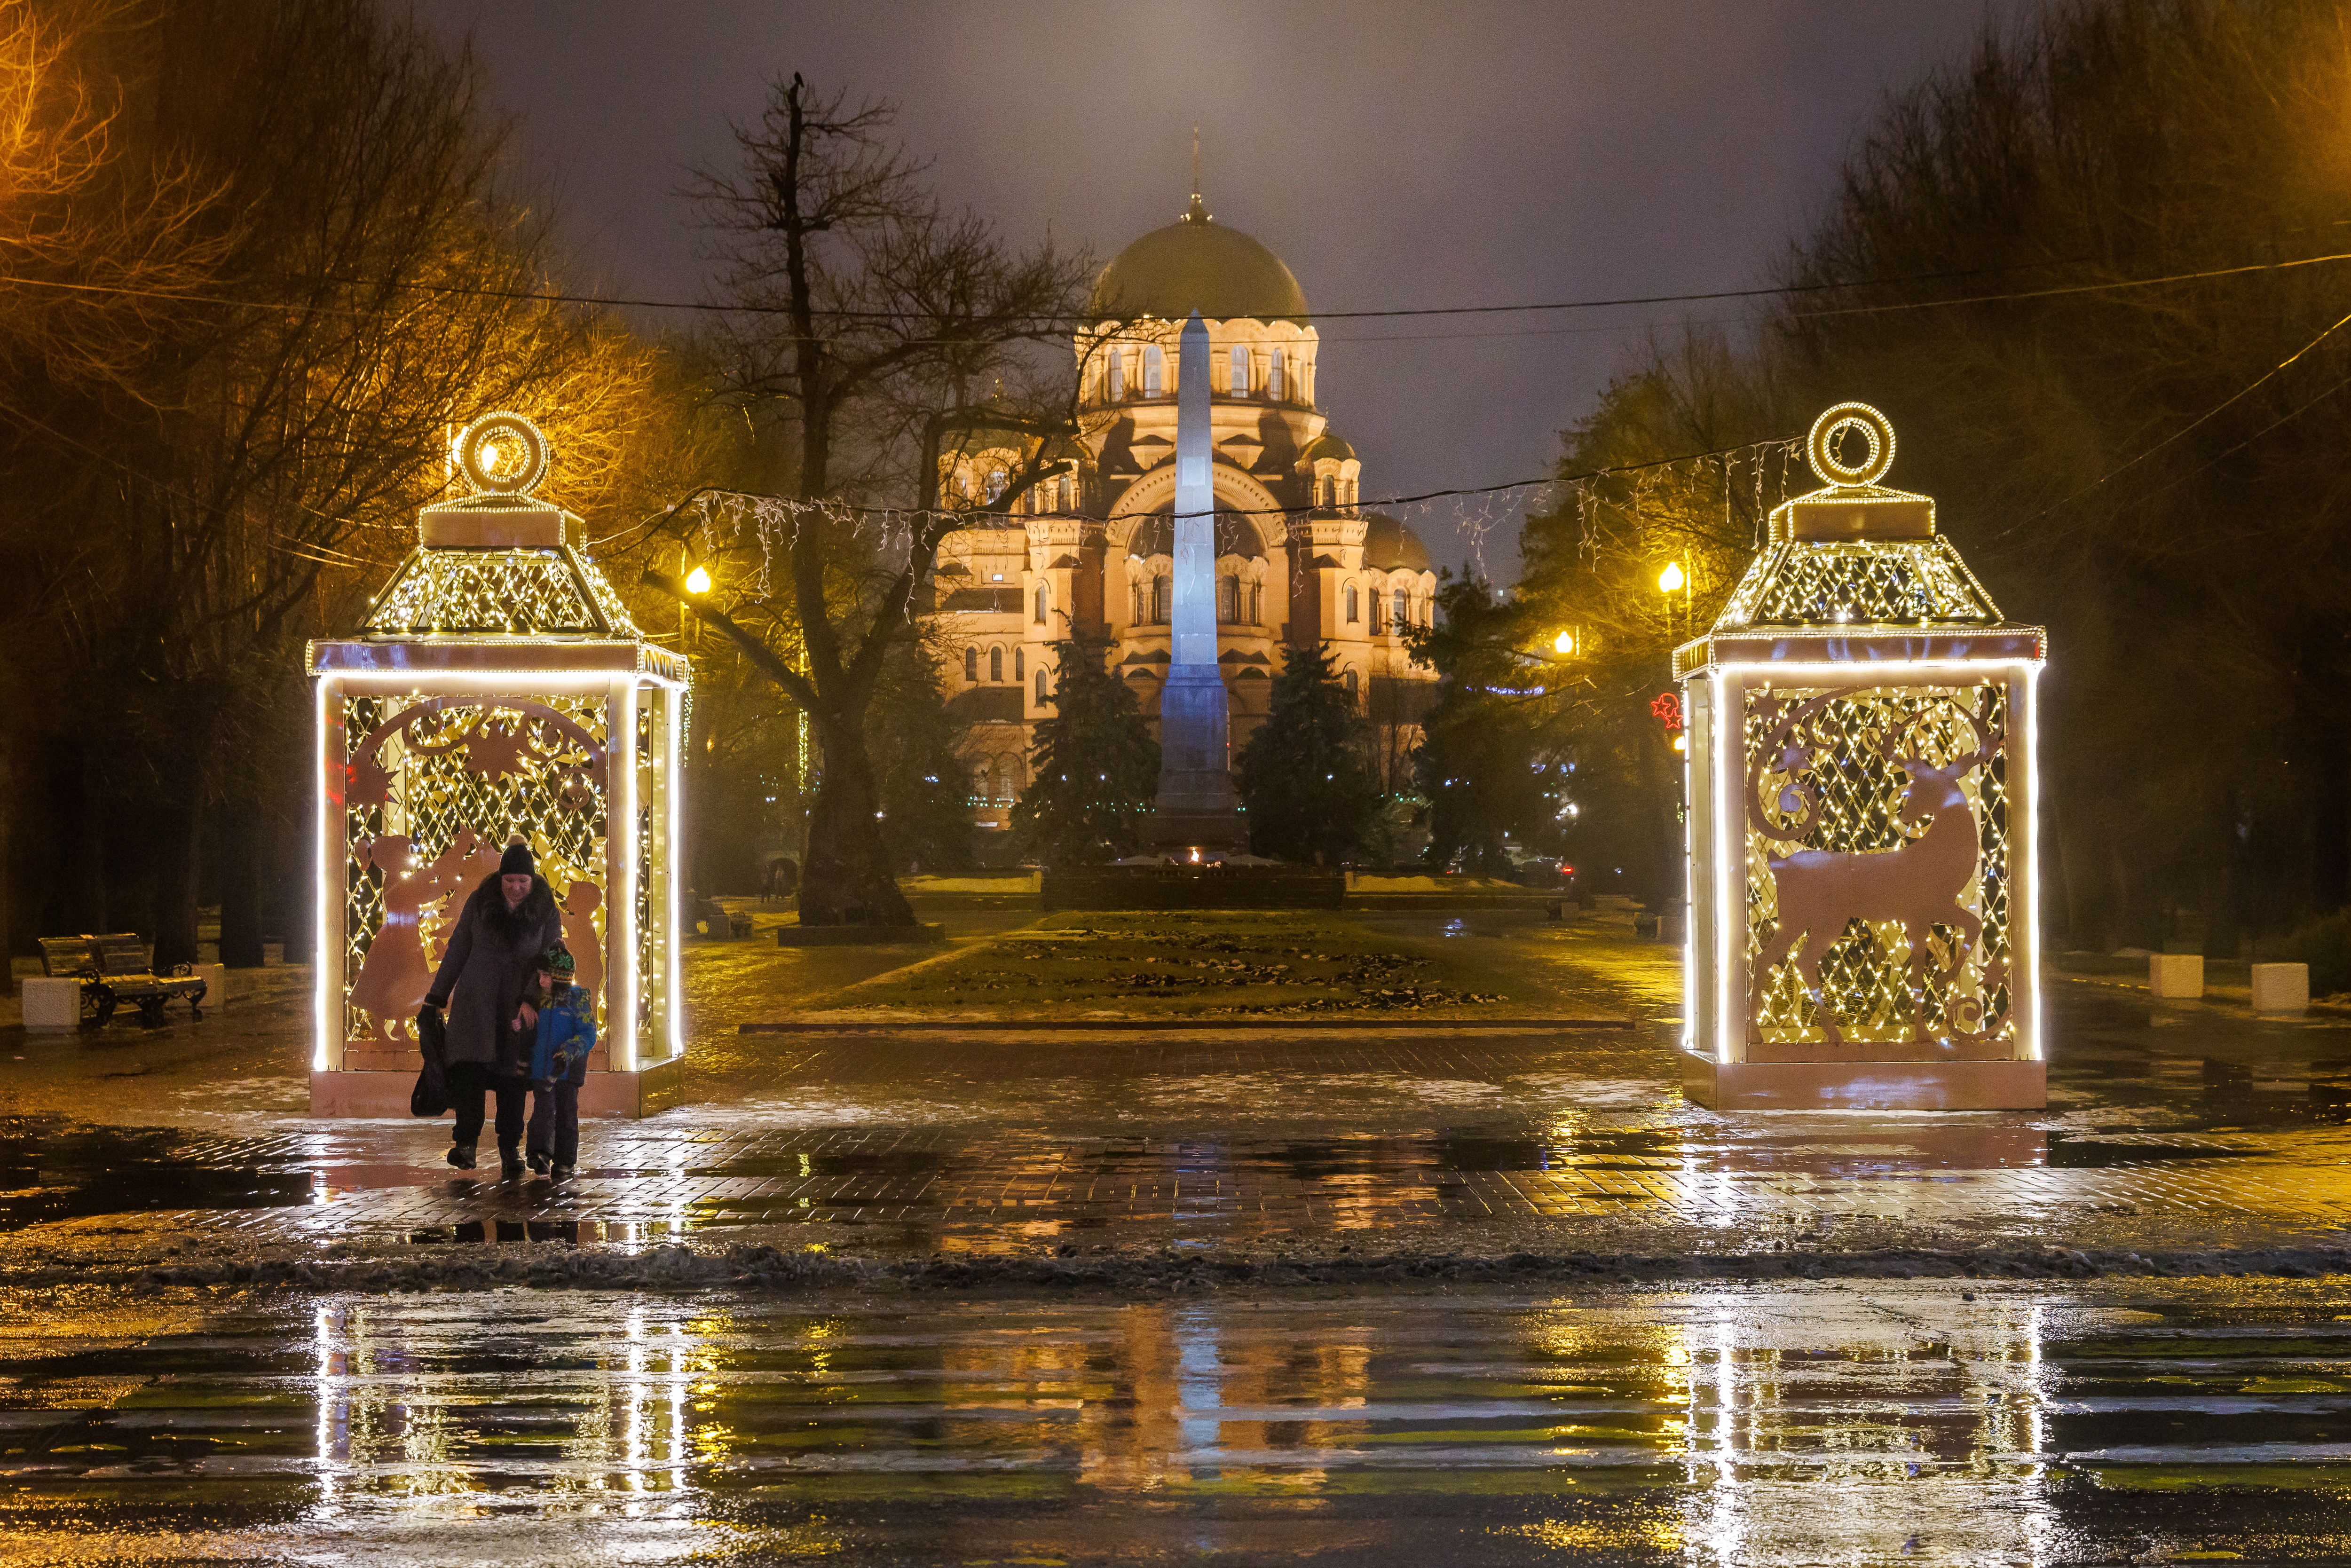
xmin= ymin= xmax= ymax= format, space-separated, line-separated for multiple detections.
xmin=798 ymin=910 xmax=1539 ymax=1020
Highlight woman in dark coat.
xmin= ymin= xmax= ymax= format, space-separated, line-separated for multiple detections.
xmin=421 ymin=841 xmax=560 ymax=1175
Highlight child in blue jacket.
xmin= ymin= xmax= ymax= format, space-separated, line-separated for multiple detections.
xmin=525 ymin=943 xmax=596 ymax=1179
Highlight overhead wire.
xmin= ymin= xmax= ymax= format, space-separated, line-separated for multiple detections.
xmin=6 ymin=247 xmax=2351 ymax=343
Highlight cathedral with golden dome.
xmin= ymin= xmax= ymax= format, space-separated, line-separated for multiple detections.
xmin=928 ymin=191 xmax=1441 ymax=832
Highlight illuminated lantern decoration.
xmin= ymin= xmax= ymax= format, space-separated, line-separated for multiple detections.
xmin=1676 ymin=403 xmax=2044 ymax=1109
xmin=307 ymin=413 xmax=689 ymax=1116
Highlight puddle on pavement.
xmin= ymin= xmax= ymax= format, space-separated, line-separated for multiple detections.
xmin=0 ymin=1280 xmax=2349 ymax=1562
xmin=0 ymin=1119 xmax=310 ymax=1230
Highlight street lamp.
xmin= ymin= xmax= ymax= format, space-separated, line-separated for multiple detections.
xmin=1553 ymin=630 xmax=1576 ymax=654
xmin=684 ymin=565 xmax=712 ymax=595
xmin=1657 ymin=562 xmax=1685 ymax=594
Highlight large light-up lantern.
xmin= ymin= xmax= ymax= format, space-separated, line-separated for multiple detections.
xmin=1676 ymin=404 xmax=2045 ymax=1110
xmin=307 ymin=413 xmax=689 ymax=1117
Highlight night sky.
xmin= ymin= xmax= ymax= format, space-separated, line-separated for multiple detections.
xmin=406 ymin=1 xmax=2025 ymax=579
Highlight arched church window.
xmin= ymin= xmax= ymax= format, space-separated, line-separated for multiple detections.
xmin=1131 ymin=582 xmax=1144 ymax=624
xmin=1230 ymin=345 xmax=1248 ymax=395
xmin=989 ymin=646 xmax=1003 ymax=683
xmin=1106 ymin=347 xmax=1123 ymax=400
xmin=1249 ymin=583 xmax=1262 ymax=624
xmin=1219 ymin=576 xmax=1237 ymax=623
xmin=1151 ymin=576 xmax=1168 ymax=623
xmin=1394 ymin=588 xmax=1410 ymax=629
xmin=1014 ymin=646 xmax=1025 ymax=681
xmin=1034 ymin=665 xmax=1049 ymax=704
xmin=1058 ymin=475 xmax=1073 ymax=511
xmin=1268 ymin=347 xmax=1284 ymax=401
xmin=1344 ymin=583 xmax=1359 ymax=624
xmin=1144 ymin=344 xmax=1163 ymax=396
xmin=964 ymin=646 xmax=978 ymax=682
xmin=1034 ymin=583 xmax=1049 ymax=624
xmin=1343 ymin=668 xmax=1359 ymax=700
xmin=984 ymin=470 xmax=1005 ymax=503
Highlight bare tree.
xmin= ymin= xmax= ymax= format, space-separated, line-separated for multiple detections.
xmin=661 ymin=75 xmax=1089 ymax=925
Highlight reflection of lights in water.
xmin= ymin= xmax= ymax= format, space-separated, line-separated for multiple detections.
xmin=626 ymin=1304 xmax=646 ymax=1497
xmin=1176 ymin=1306 xmax=1222 ymax=1461
xmin=670 ymin=1323 xmax=688 ymax=1488
xmin=1671 ymin=1287 xmax=2053 ymax=1565
xmin=314 ymin=1304 xmax=340 ymax=1505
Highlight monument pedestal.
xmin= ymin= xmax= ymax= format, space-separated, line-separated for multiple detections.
xmin=1152 ymin=668 xmax=1244 ymax=851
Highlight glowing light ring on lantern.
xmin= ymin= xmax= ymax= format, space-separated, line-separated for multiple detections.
xmin=456 ymin=411 xmax=551 ymax=496
xmin=1807 ymin=401 xmax=1896 ymax=488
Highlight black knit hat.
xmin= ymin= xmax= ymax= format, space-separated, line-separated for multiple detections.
xmin=499 ymin=839 xmax=535 ymax=877
xmin=544 ymin=943 xmax=574 ymax=976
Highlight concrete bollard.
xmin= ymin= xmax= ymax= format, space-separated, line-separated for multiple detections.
xmin=21 ymin=977 xmax=80 ymax=1030
xmin=191 ymin=963 xmax=225 ymax=1010
xmin=2251 ymin=962 xmax=2310 ymax=1014
xmin=2149 ymin=953 xmax=2204 ymax=999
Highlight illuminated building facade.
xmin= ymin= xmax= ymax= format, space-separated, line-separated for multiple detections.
xmin=308 ymin=414 xmax=688 ymax=1118
xmin=1675 ymin=404 xmax=2046 ymax=1110
xmin=930 ymin=192 xmax=1441 ymax=830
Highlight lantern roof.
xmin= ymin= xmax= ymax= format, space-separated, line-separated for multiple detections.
xmin=1674 ymin=404 xmax=2042 ymax=678
xmin=353 ymin=413 xmax=641 ymax=640
xmin=1711 ymin=403 xmax=2004 ymax=634
xmin=311 ymin=412 xmax=684 ymax=681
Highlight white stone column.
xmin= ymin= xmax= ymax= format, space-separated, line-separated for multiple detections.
xmin=1152 ymin=311 xmax=1243 ymax=849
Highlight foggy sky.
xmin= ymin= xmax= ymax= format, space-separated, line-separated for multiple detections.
xmin=404 ymin=1 xmax=2024 ymax=579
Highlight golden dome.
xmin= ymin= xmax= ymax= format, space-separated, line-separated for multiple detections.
xmin=1089 ymin=197 xmax=1309 ymax=324
xmin=1361 ymin=513 xmax=1432 ymax=574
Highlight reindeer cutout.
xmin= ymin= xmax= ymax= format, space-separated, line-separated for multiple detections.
xmin=347 ymin=829 xmax=484 ymax=1043
xmin=1748 ymin=689 xmax=2004 ymax=1044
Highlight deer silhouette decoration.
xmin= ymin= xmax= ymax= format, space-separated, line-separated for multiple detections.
xmin=1747 ymin=690 xmax=2004 ymax=1044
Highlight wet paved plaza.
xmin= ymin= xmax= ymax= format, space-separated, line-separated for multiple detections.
xmin=10 ymin=917 xmax=2351 ymax=1559
xmin=9 ymin=1278 xmax=2351 ymax=1563
xmin=7 ymin=947 xmax=2351 ymax=1261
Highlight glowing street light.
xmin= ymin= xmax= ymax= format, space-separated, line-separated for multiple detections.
xmin=684 ymin=565 xmax=713 ymax=595
xmin=1553 ymin=630 xmax=1577 ymax=655
xmin=1658 ymin=562 xmax=1685 ymax=594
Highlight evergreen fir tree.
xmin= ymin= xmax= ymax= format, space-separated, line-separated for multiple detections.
xmin=1412 ymin=576 xmax=1558 ymax=875
xmin=866 ymin=644 xmax=973 ymax=872
xmin=1236 ymin=641 xmax=1381 ymax=864
xmin=1012 ymin=638 xmax=1160 ymax=864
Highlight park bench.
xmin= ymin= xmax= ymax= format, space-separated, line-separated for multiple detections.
xmin=37 ymin=933 xmax=207 ymax=1026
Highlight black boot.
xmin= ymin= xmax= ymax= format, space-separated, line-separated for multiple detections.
xmin=528 ymin=1150 xmax=550 ymax=1176
xmin=499 ymin=1145 xmax=524 ymax=1180
xmin=447 ymin=1143 xmax=477 ymax=1170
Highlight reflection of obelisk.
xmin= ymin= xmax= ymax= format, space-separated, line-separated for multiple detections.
xmin=1153 ymin=310 xmax=1243 ymax=850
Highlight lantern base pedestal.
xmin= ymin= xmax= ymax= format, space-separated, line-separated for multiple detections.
xmin=1679 ymin=1051 xmax=2044 ymax=1111
xmin=308 ymin=1058 xmax=686 ymax=1120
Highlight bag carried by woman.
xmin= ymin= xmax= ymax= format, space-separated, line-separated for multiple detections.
xmin=411 ymin=1005 xmax=450 ymax=1117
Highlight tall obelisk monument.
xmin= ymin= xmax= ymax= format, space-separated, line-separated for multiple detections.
xmin=1153 ymin=310 xmax=1244 ymax=850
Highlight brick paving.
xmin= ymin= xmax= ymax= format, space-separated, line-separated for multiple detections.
xmin=12 ymin=918 xmax=2351 ymax=1261
xmin=20 ymin=1022 xmax=2351 ymax=1258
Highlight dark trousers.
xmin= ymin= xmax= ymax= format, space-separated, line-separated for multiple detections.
xmin=527 ymin=1078 xmax=581 ymax=1166
xmin=448 ymin=1061 xmax=527 ymax=1153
